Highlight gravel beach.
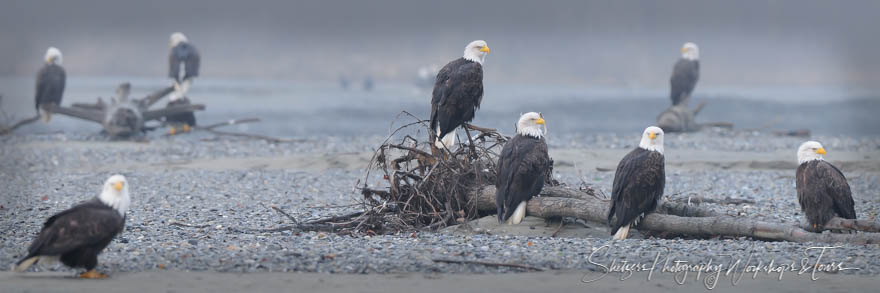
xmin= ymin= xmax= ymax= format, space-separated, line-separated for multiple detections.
xmin=2 ymin=130 xmax=879 ymax=280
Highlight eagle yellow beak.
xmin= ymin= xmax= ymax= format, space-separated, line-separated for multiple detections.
xmin=681 ymin=47 xmax=687 ymax=53
xmin=816 ymin=148 xmax=826 ymax=155
xmin=113 ymin=181 xmax=124 ymax=191
xmin=480 ymin=46 xmax=490 ymax=53
xmin=649 ymin=132 xmax=657 ymax=139
xmin=535 ymin=118 xmax=545 ymax=125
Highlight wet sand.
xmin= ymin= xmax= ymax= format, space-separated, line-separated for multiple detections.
xmin=0 ymin=270 xmax=871 ymax=293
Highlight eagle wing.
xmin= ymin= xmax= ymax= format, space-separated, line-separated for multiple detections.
xmin=495 ymin=136 xmax=550 ymax=222
xmin=28 ymin=201 xmax=124 ymax=256
xmin=429 ymin=59 xmax=483 ymax=138
xmin=184 ymin=45 xmax=200 ymax=80
xmin=669 ymin=59 xmax=699 ymax=106
xmin=818 ymin=162 xmax=856 ymax=219
xmin=35 ymin=64 xmax=66 ymax=110
xmin=608 ymin=149 xmax=665 ymax=234
xmin=169 ymin=43 xmax=200 ymax=82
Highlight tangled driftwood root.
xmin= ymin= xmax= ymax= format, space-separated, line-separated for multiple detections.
xmin=356 ymin=112 xmax=525 ymax=234
xmin=347 ymin=111 xmax=568 ymax=234
xmin=340 ymin=112 xmax=880 ymax=244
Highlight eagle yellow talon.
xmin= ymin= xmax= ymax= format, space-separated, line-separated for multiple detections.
xmin=183 ymin=124 xmax=191 ymax=132
xmin=168 ymin=127 xmax=177 ymax=135
xmin=79 ymin=269 xmax=108 ymax=279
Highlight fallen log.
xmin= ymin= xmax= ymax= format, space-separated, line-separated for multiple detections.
xmin=811 ymin=217 xmax=880 ymax=233
xmin=471 ymin=185 xmax=880 ymax=244
xmin=534 ymin=186 xmax=717 ymax=218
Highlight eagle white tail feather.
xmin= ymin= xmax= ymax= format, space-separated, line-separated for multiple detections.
xmin=612 ymin=224 xmax=631 ymax=240
xmin=40 ymin=108 xmax=51 ymax=123
xmin=13 ymin=257 xmax=38 ymax=272
xmin=434 ymin=126 xmax=456 ymax=150
xmin=170 ymin=79 xmax=192 ymax=102
xmin=507 ymin=201 xmax=527 ymax=225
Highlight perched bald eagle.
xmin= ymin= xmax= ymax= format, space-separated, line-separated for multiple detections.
xmin=669 ymin=42 xmax=699 ymax=106
xmin=608 ymin=126 xmax=666 ymax=240
xmin=496 ymin=112 xmax=551 ymax=225
xmin=14 ymin=175 xmax=130 ymax=279
xmin=166 ymin=32 xmax=200 ymax=133
xmin=796 ymin=141 xmax=856 ymax=232
xmin=429 ymin=40 xmax=490 ymax=149
xmin=35 ymin=47 xmax=66 ymax=123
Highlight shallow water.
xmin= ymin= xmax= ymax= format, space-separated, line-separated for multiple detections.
xmin=2 ymin=76 xmax=878 ymax=137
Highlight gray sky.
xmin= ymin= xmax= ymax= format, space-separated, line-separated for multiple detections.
xmin=1 ymin=0 xmax=877 ymax=87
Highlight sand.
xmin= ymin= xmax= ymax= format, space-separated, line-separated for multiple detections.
xmin=0 ymin=270 xmax=872 ymax=293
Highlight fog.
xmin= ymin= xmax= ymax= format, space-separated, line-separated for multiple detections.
xmin=2 ymin=0 xmax=878 ymax=88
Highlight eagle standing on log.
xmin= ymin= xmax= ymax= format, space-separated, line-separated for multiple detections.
xmin=795 ymin=141 xmax=857 ymax=232
xmin=608 ymin=126 xmax=666 ymax=240
xmin=429 ymin=40 xmax=489 ymax=150
xmin=495 ymin=112 xmax=551 ymax=225
xmin=669 ymin=42 xmax=699 ymax=106
xmin=14 ymin=175 xmax=130 ymax=279
xmin=35 ymin=47 xmax=66 ymax=123
xmin=166 ymin=32 xmax=200 ymax=134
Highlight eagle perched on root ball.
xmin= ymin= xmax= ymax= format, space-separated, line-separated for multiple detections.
xmin=429 ymin=40 xmax=490 ymax=151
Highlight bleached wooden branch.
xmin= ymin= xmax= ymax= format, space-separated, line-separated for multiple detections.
xmin=471 ymin=185 xmax=880 ymax=244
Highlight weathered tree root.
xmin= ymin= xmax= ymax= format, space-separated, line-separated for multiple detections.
xmin=46 ymin=83 xmax=205 ymax=137
xmin=657 ymin=101 xmax=734 ymax=133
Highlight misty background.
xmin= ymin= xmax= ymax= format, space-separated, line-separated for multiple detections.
xmin=1 ymin=0 xmax=878 ymax=136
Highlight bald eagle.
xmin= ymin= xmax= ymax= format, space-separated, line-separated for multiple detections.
xmin=14 ymin=175 xmax=130 ymax=279
xmin=166 ymin=32 xmax=200 ymax=133
xmin=795 ymin=141 xmax=856 ymax=232
xmin=35 ymin=47 xmax=66 ymax=123
xmin=669 ymin=42 xmax=699 ymax=106
xmin=608 ymin=126 xmax=666 ymax=240
xmin=429 ymin=40 xmax=490 ymax=149
xmin=496 ymin=112 xmax=551 ymax=225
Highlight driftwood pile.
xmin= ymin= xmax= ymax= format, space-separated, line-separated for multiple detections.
xmin=347 ymin=112 xmax=879 ymax=244
xmin=0 ymin=83 xmax=204 ymax=137
xmin=352 ymin=112 xmax=512 ymax=233
xmin=61 ymin=83 xmax=204 ymax=137
xmin=656 ymin=99 xmax=733 ymax=133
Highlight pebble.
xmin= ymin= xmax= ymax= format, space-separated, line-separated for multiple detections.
xmin=1 ymin=133 xmax=877 ymax=275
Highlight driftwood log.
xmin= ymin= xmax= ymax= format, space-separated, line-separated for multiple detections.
xmin=657 ymin=100 xmax=734 ymax=133
xmin=471 ymin=185 xmax=880 ymax=244
xmin=56 ymin=83 xmax=204 ymax=137
xmin=0 ymin=95 xmax=40 ymax=135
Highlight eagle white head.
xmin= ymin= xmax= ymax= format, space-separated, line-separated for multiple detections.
xmin=681 ymin=42 xmax=699 ymax=60
xmin=44 ymin=47 xmax=62 ymax=65
xmin=797 ymin=141 xmax=826 ymax=164
xmin=638 ymin=126 xmax=665 ymax=154
xmin=463 ymin=40 xmax=490 ymax=64
xmin=170 ymin=32 xmax=188 ymax=48
xmin=516 ymin=112 xmax=546 ymax=139
xmin=99 ymin=174 xmax=131 ymax=216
